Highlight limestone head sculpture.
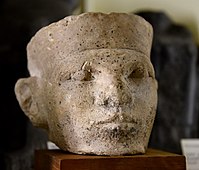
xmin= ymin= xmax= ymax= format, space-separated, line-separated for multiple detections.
xmin=15 ymin=12 xmax=158 ymax=155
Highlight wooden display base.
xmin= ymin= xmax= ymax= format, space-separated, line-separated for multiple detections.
xmin=35 ymin=148 xmax=186 ymax=170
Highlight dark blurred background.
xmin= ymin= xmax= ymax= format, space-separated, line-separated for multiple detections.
xmin=0 ymin=0 xmax=199 ymax=169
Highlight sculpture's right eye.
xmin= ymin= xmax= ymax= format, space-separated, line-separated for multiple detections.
xmin=72 ymin=70 xmax=94 ymax=81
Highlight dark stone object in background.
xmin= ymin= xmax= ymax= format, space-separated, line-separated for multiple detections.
xmin=196 ymin=47 xmax=199 ymax=138
xmin=0 ymin=0 xmax=80 ymax=170
xmin=136 ymin=11 xmax=198 ymax=153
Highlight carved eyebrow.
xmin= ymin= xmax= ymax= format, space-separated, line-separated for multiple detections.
xmin=75 ymin=48 xmax=148 ymax=58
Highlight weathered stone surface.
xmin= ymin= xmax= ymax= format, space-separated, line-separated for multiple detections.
xmin=15 ymin=12 xmax=158 ymax=155
xmin=136 ymin=11 xmax=198 ymax=153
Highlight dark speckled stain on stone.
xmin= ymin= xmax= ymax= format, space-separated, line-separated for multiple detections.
xmin=136 ymin=11 xmax=198 ymax=154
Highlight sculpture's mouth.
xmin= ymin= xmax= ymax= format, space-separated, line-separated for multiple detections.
xmin=95 ymin=122 xmax=138 ymax=140
xmin=90 ymin=114 xmax=140 ymax=139
xmin=101 ymin=122 xmax=137 ymax=133
xmin=101 ymin=122 xmax=134 ymax=128
xmin=94 ymin=113 xmax=139 ymax=125
xmin=87 ymin=112 xmax=141 ymax=139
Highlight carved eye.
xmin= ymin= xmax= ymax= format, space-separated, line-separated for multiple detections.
xmin=72 ymin=70 xmax=94 ymax=81
xmin=128 ymin=66 xmax=147 ymax=80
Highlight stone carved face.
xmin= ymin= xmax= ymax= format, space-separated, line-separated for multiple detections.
xmin=15 ymin=12 xmax=157 ymax=155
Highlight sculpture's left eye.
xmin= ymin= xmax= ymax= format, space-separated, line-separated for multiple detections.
xmin=128 ymin=67 xmax=145 ymax=79
xmin=126 ymin=61 xmax=154 ymax=81
xmin=128 ymin=64 xmax=149 ymax=81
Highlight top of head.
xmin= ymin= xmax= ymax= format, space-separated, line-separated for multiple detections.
xmin=27 ymin=12 xmax=153 ymax=78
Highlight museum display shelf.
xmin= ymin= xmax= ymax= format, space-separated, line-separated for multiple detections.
xmin=35 ymin=148 xmax=186 ymax=170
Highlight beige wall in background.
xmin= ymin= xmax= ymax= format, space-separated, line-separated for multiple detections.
xmin=83 ymin=0 xmax=199 ymax=44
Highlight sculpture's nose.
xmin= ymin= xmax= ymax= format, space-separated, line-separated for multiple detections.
xmin=94 ymin=76 xmax=132 ymax=107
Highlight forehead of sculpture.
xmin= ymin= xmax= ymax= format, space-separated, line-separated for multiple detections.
xmin=60 ymin=49 xmax=151 ymax=68
xmin=28 ymin=12 xmax=152 ymax=54
xmin=27 ymin=12 xmax=153 ymax=78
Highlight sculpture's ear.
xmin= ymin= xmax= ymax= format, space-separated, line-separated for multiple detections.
xmin=15 ymin=77 xmax=48 ymax=129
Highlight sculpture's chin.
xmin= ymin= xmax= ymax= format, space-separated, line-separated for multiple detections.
xmin=59 ymin=124 xmax=147 ymax=155
xmin=67 ymin=139 xmax=146 ymax=155
xmin=49 ymin=118 xmax=150 ymax=155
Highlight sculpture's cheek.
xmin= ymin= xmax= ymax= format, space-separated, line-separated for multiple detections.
xmin=47 ymin=81 xmax=94 ymax=120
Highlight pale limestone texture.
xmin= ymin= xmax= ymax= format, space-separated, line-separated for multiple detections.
xmin=14 ymin=12 xmax=158 ymax=155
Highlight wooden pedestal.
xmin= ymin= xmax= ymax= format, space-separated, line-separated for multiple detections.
xmin=35 ymin=148 xmax=186 ymax=170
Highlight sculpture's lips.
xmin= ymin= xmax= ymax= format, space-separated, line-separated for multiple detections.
xmin=95 ymin=115 xmax=139 ymax=134
xmin=101 ymin=122 xmax=135 ymax=130
xmin=88 ymin=114 xmax=140 ymax=138
xmin=98 ymin=122 xmax=138 ymax=138
xmin=94 ymin=113 xmax=138 ymax=126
